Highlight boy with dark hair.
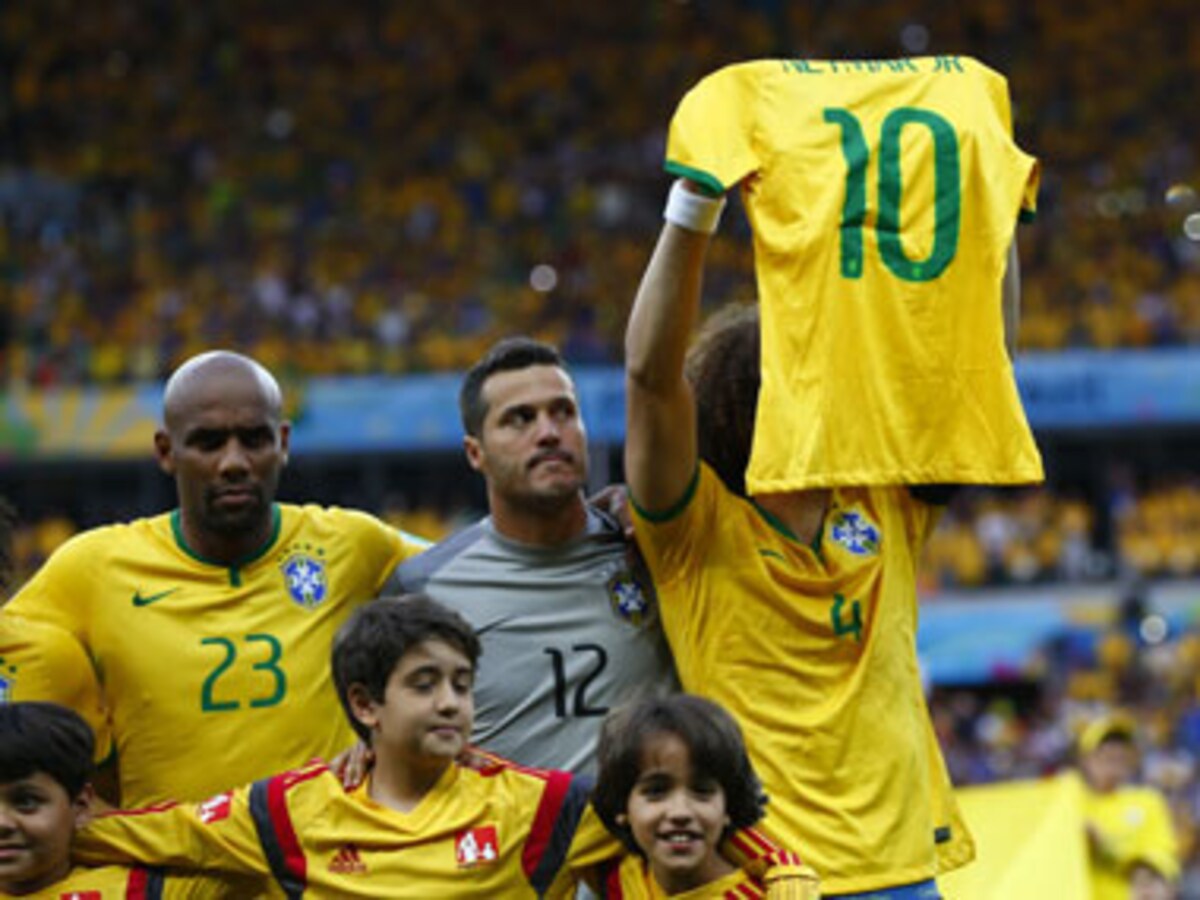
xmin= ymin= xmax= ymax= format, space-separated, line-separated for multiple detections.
xmin=592 ymin=694 xmax=766 ymax=849
xmin=0 ymin=701 xmax=219 ymax=897
xmin=592 ymin=695 xmax=817 ymax=898
xmin=72 ymin=595 xmax=607 ymax=897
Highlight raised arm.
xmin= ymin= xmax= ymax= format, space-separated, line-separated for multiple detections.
xmin=624 ymin=182 xmax=723 ymax=513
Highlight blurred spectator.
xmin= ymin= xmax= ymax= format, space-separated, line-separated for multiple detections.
xmin=1074 ymin=714 xmax=1180 ymax=900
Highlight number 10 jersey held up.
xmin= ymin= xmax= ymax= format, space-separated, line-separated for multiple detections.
xmin=667 ymin=56 xmax=1042 ymax=493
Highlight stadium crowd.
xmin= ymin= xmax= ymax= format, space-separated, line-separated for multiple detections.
xmin=1 ymin=0 xmax=1198 ymax=385
xmin=3 ymin=0 xmax=1200 ymax=896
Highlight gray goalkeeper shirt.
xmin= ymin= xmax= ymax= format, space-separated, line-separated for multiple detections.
xmin=385 ymin=506 xmax=677 ymax=773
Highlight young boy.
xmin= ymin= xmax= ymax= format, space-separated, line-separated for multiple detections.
xmin=72 ymin=595 xmax=612 ymax=897
xmin=0 ymin=701 xmax=218 ymax=898
xmin=591 ymin=695 xmax=818 ymax=899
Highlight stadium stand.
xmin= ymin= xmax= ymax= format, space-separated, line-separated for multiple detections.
xmin=1 ymin=0 xmax=1198 ymax=383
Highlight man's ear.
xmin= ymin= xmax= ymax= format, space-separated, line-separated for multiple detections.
xmin=72 ymin=783 xmax=96 ymax=830
xmin=153 ymin=429 xmax=175 ymax=476
xmin=346 ymin=683 xmax=380 ymax=731
xmin=463 ymin=435 xmax=484 ymax=473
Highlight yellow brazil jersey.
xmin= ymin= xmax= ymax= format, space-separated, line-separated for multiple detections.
xmin=1082 ymin=777 xmax=1180 ymax=900
xmin=666 ymin=56 xmax=1042 ymax=491
xmin=74 ymin=756 xmax=614 ymax=899
xmin=0 ymin=864 xmax=221 ymax=899
xmin=0 ymin=613 xmax=111 ymax=763
xmin=631 ymin=464 xmax=973 ymax=895
xmin=4 ymin=504 xmax=421 ymax=808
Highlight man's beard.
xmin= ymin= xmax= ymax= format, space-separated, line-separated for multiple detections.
xmin=511 ymin=478 xmax=585 ymax=514
xmin=202 ymin=487 xmax=269 ymax=535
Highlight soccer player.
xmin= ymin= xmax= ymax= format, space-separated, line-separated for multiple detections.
xmin=591 ymin=694 xmax=818 ymax=899
xmin=1 ymin=351 xmax=427 ymax=808
xmin=622 ymin=182 xmax=980 ymax=897
xmin=1073 ymin=714 xmax=1179 ymax=900
xmin=387 ymin=337 xmax=675 ymax=773
xmin=0 ymin=701 xmax=222 ymax=898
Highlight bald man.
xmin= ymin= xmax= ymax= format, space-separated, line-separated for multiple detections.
xmin=3 ymin=351 xmax=427 ymax=808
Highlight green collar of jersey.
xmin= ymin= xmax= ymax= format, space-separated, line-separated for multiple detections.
xmin=171 ymin=505 xmax=283 ymax=585
xmin=752 ymin=501 xmax=824 ymax=556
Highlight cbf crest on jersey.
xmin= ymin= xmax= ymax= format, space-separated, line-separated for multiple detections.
xmin=607 ymin=568 xmax=650 ymax=626
xmin=830 ymin=509 xmax=881 ymax=556
xmin=279 ymin=544 xmax=328 ymax=609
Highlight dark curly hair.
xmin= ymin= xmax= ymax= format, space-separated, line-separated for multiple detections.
xmin=592 ymin=694 xmax=767 ymax=854
xmin=685 ymin=304 xmax=760 ymax=498
xmin=331 ymin=593 xmax=482 ymax=744
xmin=0 ymin=702 xmax=95 ymax=798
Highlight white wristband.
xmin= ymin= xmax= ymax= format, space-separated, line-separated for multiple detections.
xmin=663 ymin=179 xmax=726 ymax=235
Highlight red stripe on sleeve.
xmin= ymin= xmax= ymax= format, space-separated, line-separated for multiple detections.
xmin=266 ymin=773 xmax=309 ymax=885
xmin=604 ymin=860 xmax=625 ymax=899
xmin=520 ymin=769 xmax=573 ymax=878
xmin=728 ymin=825 xmax=775 ymax=861
xmin=125 ymin=866 xmax=148 ymax=899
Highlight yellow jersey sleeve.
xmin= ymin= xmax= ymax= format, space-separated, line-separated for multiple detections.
xmin=666 ymin=62 xmax=762 ymax=194
xmin=0 ymin=613 xmax=112 ymax=762
xmin=4 ymin=527 xmax=106 ymax=637
xmin=74 ymin=777 xmax=276 ymax=882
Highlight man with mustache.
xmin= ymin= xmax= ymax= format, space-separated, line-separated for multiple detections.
xmin=2 ymin=351 xmax=428 ymax=810
xmin=387 ymin=337 xmax=675 ymax=773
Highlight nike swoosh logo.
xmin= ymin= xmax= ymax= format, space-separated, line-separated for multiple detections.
xmin=132 ymin=588 xmax=179 ymax=607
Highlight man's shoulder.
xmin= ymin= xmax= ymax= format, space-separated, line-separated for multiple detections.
xmin=279 ymin=503 xmax=385 ymax=532
xmin=37 ymin=514 xmax=170 ymax=568
xmin=390 ymin=512 xmax=632 ymax=591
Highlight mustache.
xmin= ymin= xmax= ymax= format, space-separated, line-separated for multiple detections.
xmin=207 ymin=484 xmax=265 ymax=502
xmin=527 ymin=449 xmax=575 ymax=469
